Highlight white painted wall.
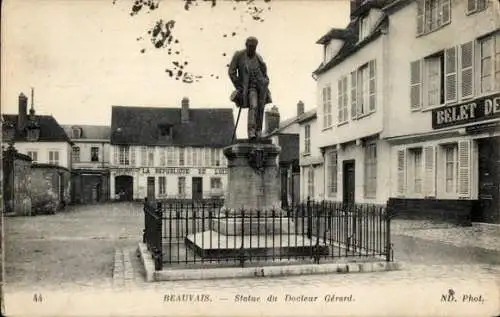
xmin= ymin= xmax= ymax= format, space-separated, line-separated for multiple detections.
xmin=14 ymin=141 xmax=71 ymax=169
xmin=384 ymin=0 xmax=500 ymax=138
xmin=72 ymin=141 xmax=110 ymax=170
xmin=316 ymin=28 xmax=385 ymax=148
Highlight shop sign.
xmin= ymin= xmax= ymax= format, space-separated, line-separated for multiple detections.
xmin=214 ymin=168 xmax=228 ymax=175
xmin=432 ymin=93 xmax=500 ymax=129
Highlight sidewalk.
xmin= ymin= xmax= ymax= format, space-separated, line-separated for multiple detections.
xmin=391 ymin=219 xmax=500 ymax=252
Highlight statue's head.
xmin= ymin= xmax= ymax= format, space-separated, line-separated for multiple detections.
xmin=245 ymin=37 xmax=258 ymax=56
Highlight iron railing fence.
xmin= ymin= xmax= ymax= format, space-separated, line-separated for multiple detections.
xmin=143 ymin=198 xmax=393 ymax=271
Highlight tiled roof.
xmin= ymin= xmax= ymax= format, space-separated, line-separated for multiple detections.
xmin=2 ymin=114 xmax=71 ymax=143
xmin=61 ymin=125 xmax=111 ymax=140
xmin=316 ymin=28 xmax=351 ymax=44
xmin=110 ymin=106 xmax=235 ymax=147
xmin=297 ymin=109 xmax=317 ymax=124
xmin=313 ymin=0 xmax=400 ymax=76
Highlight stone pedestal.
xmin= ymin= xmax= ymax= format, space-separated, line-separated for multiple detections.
xmin=214 ymin=141 xmax=291 ymax=235
xmin=185 ymin=140 xmax=329 ymax=260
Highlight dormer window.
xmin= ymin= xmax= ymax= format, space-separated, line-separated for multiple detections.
xmin=158 ymin=123 xmax=173 ymax=138
xmin=359 ymin=16 xmax=370 ymax=41
xmin=26 ymin=121 xmax=40 ymax=142
xmin=72 ymin=127 xmax=82 ymax=139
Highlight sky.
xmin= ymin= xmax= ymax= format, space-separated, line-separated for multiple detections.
xmin=2 ymin=0 xmax=349 ymax=138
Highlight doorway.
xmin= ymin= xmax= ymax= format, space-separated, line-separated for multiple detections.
xmin=343 ymin=160 xmax=355 ymax=206
xmin=477 ymin=137 xmax=500 ymax=223
xmin=192 ymin=177 xmax=203 ymax=201
xmin=115 ymin=175 xmax=134 ymax=201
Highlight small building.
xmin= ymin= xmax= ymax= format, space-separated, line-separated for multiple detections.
xmin=298 ymin=109 xmax=324 ymax=202
xmin=109 ymin=97 xmax=234 ymax=201
xmin=263 ymin=102 xmax=309 ymax=207
xmin=2 ymin=91 xmax=73 ymax=213
xmin=62 ymin=125 xmax=111 ymax=204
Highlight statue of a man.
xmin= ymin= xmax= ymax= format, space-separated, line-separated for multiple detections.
xmin=228 ymin=37 xmax=272 ymax=140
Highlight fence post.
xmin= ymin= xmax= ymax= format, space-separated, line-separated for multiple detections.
xmin=154 ymin=202 xmax=163 ymax=270
xmin=306 ymin=197 xmax=312 ymax=239
xmin=143 ymin=197 xmax=147 ymax=243
xmin=385 ymin=202 xmax=392 ymax=262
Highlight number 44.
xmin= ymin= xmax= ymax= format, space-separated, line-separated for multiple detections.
xmin=33 ymin=293 xmax=43 ymax=302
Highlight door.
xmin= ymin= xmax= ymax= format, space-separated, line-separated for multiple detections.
xmin=115 ymin=175 xmax=134 ymax=201
xmin=192 ymin=177 xmax=203 ymax=201
xmin=478 ymin=137 xmax=500 ymax=223
xmin=147 ymin=177 xmax=155 ymax=200
xmin=343 ymin=160 xmax=355 ymax=206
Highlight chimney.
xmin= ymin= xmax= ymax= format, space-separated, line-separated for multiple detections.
xmin=181 ymin=97 xmax=189 ymax=123
xmin=297 ymin=100 xmax=305 ymax=117
xmin=29 ymin=87 xmax=36 ymax=119
xmin=350 ymin=0 xmax=363 ymax=17
xmin=265 ymin=105 xmax=280 ymax=134
xmin=18 ymin=93 xmax=28 ymax=133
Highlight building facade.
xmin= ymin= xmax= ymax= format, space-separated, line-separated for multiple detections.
xmin=263 ymin=102 xmax=309 ymax=207
xmin=62 ymin=125 xmax=111 ymax=204
xmin=109 ymin=98 xmax=234 ymax=201
xmin=313 ymin=0 xmax=391 ymax=205
xmin=312 ymin=0 xmax=499 ymax=223
xmin=384 ymin=0 xmax=500 ymax=223
xmin=2 ymin=91 xmax=73 ymax=212
xmin=298 ymin=109 xmax=325 ymax=201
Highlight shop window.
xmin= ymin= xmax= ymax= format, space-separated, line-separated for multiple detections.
xmin=407 ymin=147 xmax=423 ymax=194
xmin=364 ymin=142 xmax=377 ymax=198
xmin=178 ymin=177 xmax=186 ymax=196
xmin=327 ymin=150 xmax=338 ymax=196
xmin=159 ymin=176 xmax=166 ymax=195
xmin=72 ymin=147 xmax=80 ymax=163
xmin=210 ymin=177 xmax=222 ymax=189
xmin=307 ymin=166 xmax=314 ymax=198
xmin=442 ymin=144 xmax=459 ymax=194
xmin=91 ymin=147 xmax=99 ymax=162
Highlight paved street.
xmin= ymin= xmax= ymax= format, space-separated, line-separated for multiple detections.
xmin=4 ymin=203 xmax=500 ymax=316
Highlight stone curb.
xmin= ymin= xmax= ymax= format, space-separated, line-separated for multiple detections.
xmin=137 ymin=243 xmax=156 ymax=282
xmin=138 ymin=243 xmax=403 ymax=282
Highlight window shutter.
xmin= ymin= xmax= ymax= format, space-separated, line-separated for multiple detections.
xmin=467 ymin=0 xmax=477 ymax=13
xmin=397 ymin=149 xmax=406 ymax=195
xmin=410 ymin=60 xmax=422 ymax=109
xmin=323 ymin=87 xmax=327 ymax=127
xmin=441 ymin=0 xmax=451 ymax=24
xmin=131 ymin=147 xmax=136 ymax=166
xmin=350 ymin=71 xmax=357 ymax=119
xmin=343 ymin=77 xmax=348 ymax=122
xmin=114 ymin=147 xmax=118 ymax=165
xmin=337 ymin=79 xmax=343 ymax=123
xmin=460 ymin=41 xmax=474 ymax=99
xmin=416 ymin=0 xmax=424 ymax=35
xmin=369 ymin=60 xmax=376 ymax=112
xmin=458 ymin=140 xmax=471 ymax=198
xmin=327 ymin=86 xmax=332 ymax=126
xmin=423 ymin=146 xmax=436 ymax=197
xmin=444 ymin=46 xmax=458 ymax=103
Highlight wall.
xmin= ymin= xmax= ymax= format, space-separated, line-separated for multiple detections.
xmin=384 ymin=0 xmax=500 ymax=138
xmin=316 ymin=36 xmax=385 ymax=148
xmin=2 ymin=149 xmax=32 ymax=216
xmin=31 ymin=164 xmax=71 ymax=214
xmin=14 ymin=142 xmax=71 ymax=168
xmin=72 ymin=141 xmax=110 ymax=170
xmin=110 ymin=167 xmax=228 ymax=200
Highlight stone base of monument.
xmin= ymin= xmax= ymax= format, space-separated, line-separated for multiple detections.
xmin=183 ymin=140 xmax=330 ymax=261
xmin=185 ymin=231 xmax=330 ymax=259
xmin=210 ymin=216 xmax=295 ymax=236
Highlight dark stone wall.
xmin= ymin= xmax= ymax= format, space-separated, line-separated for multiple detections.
xmin=3 ymin=149 xmax=32 ymax=216
xmin=387 ymin=198 xmax=477 ymax=225
xmin=31 ymin=164 xmax=71 ymax=214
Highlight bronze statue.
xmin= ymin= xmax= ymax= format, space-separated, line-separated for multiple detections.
xmin=228 ymin=37 xmax=272 ymax=140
